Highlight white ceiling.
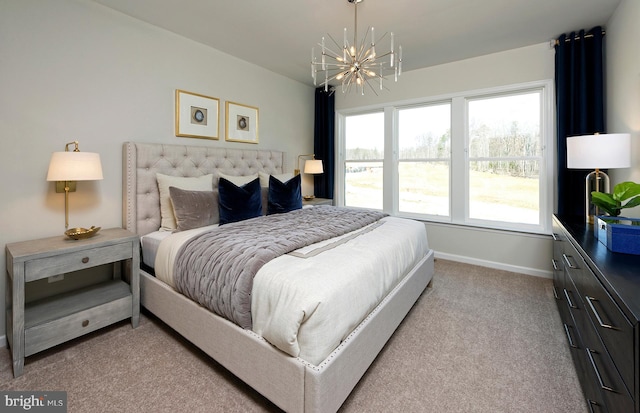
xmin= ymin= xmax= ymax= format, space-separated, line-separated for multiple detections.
xmin=92 ymin=0 xmax=621 ymax=86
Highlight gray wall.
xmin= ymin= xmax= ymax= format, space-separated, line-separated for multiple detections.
xmin=607 ymin=0 xmax=640 ymax=210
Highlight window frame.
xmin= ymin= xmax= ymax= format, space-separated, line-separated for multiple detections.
xmin=335 ymin=80 xmax=554 ymax=234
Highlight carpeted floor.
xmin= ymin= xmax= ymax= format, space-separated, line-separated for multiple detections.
xmin=0 ymin=260 xmax=586 ymax=412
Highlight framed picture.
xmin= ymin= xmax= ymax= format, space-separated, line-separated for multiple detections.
xmin=225 ymin=101 xmax=259 ymax=144
xmin=175 ymin=90 xmax=219 ymax=139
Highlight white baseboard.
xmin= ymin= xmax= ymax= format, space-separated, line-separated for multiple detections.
xmin=434 ymin=251 xmax=553 ymax=279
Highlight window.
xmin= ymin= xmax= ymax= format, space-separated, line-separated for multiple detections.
xmin=467 ymin=92 xmax=542 ymax=226
xmin=338 ymin=81 xmax=552 ymax=233
xmin=398 ymin=103 xmax=451 ymax=217
xmin=344 ymin=112 xmax=384 ymax=210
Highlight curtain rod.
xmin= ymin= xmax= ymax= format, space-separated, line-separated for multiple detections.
xmin=552 ymin=30 xmax=606 ymax=46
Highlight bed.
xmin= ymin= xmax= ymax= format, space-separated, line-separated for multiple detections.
xmin=122 ymin=141 xmax=434 ymax=412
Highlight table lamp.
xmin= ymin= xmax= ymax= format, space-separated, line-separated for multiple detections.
xmin=47 ymin=141 xmax=103 ymax=238
xmin=566 ymin=133 xmax=631 ymax=224
xmin=295 ymin=154 xmax=324 ymax=200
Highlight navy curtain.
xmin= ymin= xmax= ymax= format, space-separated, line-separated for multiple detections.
xmin=555 ymin=27 xmax=605 ymax=218
xmin=313 ymin=87 xmax=335 ymax=199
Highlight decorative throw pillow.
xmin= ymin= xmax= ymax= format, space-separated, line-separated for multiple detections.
xmin=218 ymin=172 xmax=259 ymax=187
xmin=169 ymin=187 xmax=219 ymax=231
xmin=218 ymin=177 xmax=263 ymax=225
xmin=156 ymin=173 xmax=213 ymax=231
xmin=267 ymin=174 xmax=302 ymax=215
xmin=258 ymin=171 xmax=294 ymax=188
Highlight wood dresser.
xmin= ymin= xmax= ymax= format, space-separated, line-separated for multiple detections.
xmin=552 ymin=215 xmax=640 ymax=413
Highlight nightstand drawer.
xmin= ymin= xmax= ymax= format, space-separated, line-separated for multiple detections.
xmin=25 ymin=243 xmax=132 ymax=282
xmin=24 ymin=281 xmax=133 ymax=357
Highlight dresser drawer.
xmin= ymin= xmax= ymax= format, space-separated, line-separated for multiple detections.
xmin=562 ymin=244 xmax=634 ymax=391
xmin=580 ymin=316 xmax=634 ymax=413
xmin=25 ymin=243 xmax=133 ymax=282
xmin=581 ymin=270 xmax=634 ymax=392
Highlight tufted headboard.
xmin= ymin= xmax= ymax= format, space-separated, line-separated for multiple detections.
xmin=123 ymin=142 xmax=286 ymax=236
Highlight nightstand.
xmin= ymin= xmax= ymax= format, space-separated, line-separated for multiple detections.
xmin=5 ymin=228 xmax=140 ymax=378
xmin=302 ymin=197 xmax=333 ymax=206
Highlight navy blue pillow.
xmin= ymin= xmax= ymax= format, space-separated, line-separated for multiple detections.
xmin=267 ymin=174 xmax=302 ymax=215
xmin=218 ymin=177 xmax=263 ymax=225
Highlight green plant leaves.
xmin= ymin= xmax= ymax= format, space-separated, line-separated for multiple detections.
xmin=591 ymin=181 xmax=640 ymax=217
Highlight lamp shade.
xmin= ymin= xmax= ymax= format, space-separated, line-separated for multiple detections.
xmin=304 ymin=159 xmax=324 ymax=174
xmin=566 ymin=133 xmax=631 ymax=169
xmin=47 ymin=151 xmax=104 ymax=181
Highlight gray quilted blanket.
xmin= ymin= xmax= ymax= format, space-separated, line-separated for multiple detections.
xmin=173 ymin=206 xmax=388 ymax=329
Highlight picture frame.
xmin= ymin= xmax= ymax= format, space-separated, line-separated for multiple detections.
xmin=175 ymin=90 xmax=219 ymax=140
xmin=225 ymin=101 xmax=259 ymax=144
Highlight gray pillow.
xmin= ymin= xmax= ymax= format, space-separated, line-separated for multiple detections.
xmin=169 ymin=186 xmax=219 ymax=231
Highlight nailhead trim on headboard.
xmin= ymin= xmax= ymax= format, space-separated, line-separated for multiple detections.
xmin=123 ymin=142 xmax=285 ymax=236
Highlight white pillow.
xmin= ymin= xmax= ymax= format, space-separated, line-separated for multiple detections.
xmin=156 ymin=173 xmax=213 ymax=231
xmin=258 ymin=171 xmax=294 ymax=187
xmin=218 ymin=172 xmax=259 ymax=187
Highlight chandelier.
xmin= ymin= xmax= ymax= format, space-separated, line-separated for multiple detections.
xmin=311 ymin=0 xmax=402 ymax=95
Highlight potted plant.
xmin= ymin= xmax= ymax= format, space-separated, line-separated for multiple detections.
xmin=591 ymin=181 xmax=640 ymax=217
xmin=591 ymin=181 xmax=640 ymax=254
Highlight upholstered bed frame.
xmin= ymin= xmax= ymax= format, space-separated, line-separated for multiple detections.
xmin=122 ymin=141 xmax=434 ymax=412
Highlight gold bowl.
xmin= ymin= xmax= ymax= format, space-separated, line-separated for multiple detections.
xmin=65 ymin=226 xmax=101 ymax=240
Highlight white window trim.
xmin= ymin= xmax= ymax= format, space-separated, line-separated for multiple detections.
xmin=336 ymin=79 xmax=554 ymax=234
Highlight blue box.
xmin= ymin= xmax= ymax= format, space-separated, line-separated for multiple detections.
xmin=596 ymin=216 xmax=640 ymax=255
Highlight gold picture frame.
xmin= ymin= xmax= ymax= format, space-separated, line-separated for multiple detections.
xmin=175 ymin=90 xmax=219 ymax=139
xmin=225 ymin=101 xmax=259 ymax=144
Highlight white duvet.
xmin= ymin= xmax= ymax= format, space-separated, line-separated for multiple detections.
xmin=154 ymin=215 xmax=429 ymax=365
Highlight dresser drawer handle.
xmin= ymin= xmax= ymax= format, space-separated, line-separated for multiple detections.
xmin=82 ymin=320 xmax=89 ymax=327
xmin=82 ymin=257 xmax=90 ymax=264
xmin=586 ymin=348 xmax=616 ymax=393
xmin=585 ymin=296 xmax=617 ymax=330
xmin=552 ymin=233 xmax=560 ymax=241
xmin=564 ymin=289 xmax=578 ymax=309
xmin=551 ymin=259 xmax=559 ymax=271
xmin=587 ymin=399 xmax=601 ymax=413
xmin=562 ymin=254 xmax=577 ymax=269
xmin=563 ymin=324 xmax=578 ymax=348
xmin=552 ymin=286 xmax=559 ymax=300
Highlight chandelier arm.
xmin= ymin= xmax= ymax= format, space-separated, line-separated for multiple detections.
xmin=358 ymin=27 xmax=371 ymax=59
xmin=316 ymin=44 xmax=344 ymax=61
xmin=326 ymin=32 xmax=346 ymax=54
xmin=363 ymin=77 xmax=380 ymax=96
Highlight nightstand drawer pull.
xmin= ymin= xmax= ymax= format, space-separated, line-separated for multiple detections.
xmin=564 ymin=289 xmax=578 ymax=309
xmin=82 ymin=257 xmax=89 ymax=264
xmin=82 ymin=320 xmax=89 ymax=327
xmin=562 ymin=253 xmax=577 ymax=269
xmin=586 ymin=348 xmax=616 ymax=393
xmin=585 ymin=296 xmax=617 ymax=330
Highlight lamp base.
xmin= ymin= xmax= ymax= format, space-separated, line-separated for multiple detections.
xmin=65 ymin=226 xmax=101 ymax=240
xmin=585 ymin=169 xmax=610 ymax=225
